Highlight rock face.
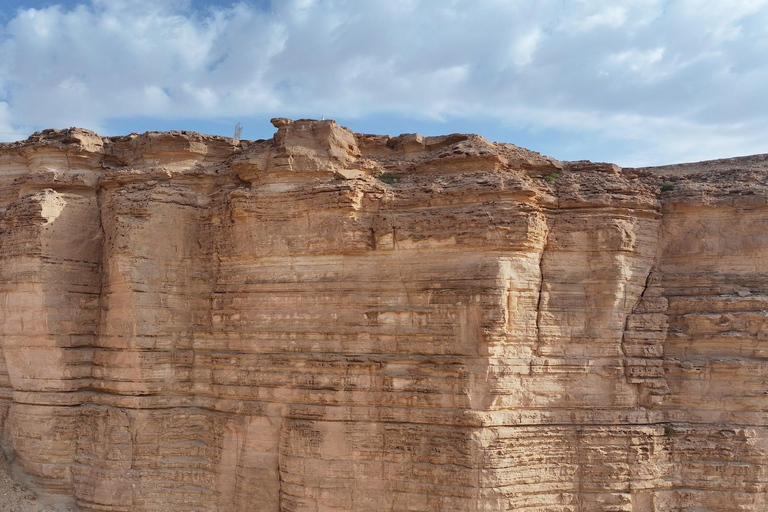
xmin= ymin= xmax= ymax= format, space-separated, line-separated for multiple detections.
xmin=0 ymin=119 xmax=767 ymax=511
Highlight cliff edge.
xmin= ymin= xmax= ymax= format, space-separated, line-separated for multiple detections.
xmin=0 ymin=118 xmax=766 ymax=511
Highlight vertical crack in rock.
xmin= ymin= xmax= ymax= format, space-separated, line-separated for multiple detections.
xmin=533 ymin=222 xmax=549 ymax=358
xmin=620 ymin=265 xmax=655 ymax=405
xmin=621 ymin=266 xmax=655 ymax=355
xmin=94 ymin=178 xmax=107 ymax=368
xmin=619 ymin=204 xmax=668 ymax=413
xmin=534 ymin=195 xmax=558 ymax=358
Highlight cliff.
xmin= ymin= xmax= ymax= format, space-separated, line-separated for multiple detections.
xmin=0 ymin=118 xmax=766 ymax=511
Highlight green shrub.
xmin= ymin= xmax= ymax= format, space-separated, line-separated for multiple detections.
xmin=540 ymin=172 xmax=559 ymax=182
xmin=661 ymin=182 xmax=675 ymax=192
xmin=376 ymin=172 xmax=401 ymax=184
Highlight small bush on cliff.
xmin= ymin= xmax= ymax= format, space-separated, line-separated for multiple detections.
xmin=540 ymin=172 xmax=559 ymax=182
xmin=376 ymin=172 xmax=401 ymax=184
xmin=661 ymin=182 xmax=675 ymax=192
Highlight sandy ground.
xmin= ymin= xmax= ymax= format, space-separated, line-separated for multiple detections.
xmin=0 ymin=452 xmax=60 ymax=512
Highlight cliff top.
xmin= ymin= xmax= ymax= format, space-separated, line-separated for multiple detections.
xmin=2 ymin=118 xmax=767 ymax=179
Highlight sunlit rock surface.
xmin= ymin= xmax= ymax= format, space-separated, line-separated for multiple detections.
xmin=0 ymin=119 xmax=767 ymax=511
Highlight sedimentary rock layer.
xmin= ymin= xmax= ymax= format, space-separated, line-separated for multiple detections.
xmin=0 ymin=119 xmax=767 ymax=511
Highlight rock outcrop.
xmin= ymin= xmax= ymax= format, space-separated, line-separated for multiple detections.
xmin=0 ymin=118 xmax=767 ymax=511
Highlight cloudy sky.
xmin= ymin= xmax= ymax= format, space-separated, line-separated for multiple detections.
xmin=0 ymin=0 xmax=767 ymax=166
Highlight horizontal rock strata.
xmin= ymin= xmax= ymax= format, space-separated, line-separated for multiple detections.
xmin=0 ymin=119 xmax=767 ymax=511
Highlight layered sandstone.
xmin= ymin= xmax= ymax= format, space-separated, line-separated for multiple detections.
xmin=0 ymin=119 xmax=766 ymax=511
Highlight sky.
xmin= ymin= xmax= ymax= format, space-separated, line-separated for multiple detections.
xmin=1 ymin=0 xmax=767 ymax=166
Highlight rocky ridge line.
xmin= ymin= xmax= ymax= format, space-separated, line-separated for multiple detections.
xmin=0 ymin=118 xmax=766 ymax=511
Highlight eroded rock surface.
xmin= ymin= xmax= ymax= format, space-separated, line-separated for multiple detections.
xmin=0 ymin=120 xmax=767 ymax=511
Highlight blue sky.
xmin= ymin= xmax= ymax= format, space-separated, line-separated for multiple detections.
xmin=1 ymin=0 xmax=767 ymax=166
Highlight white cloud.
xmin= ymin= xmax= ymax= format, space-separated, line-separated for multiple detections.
xmin=1 ymin=0 xmax=768 ymax=165
xmin=510 ymin=29 xmax=542 ymax=67
xmin=0 ymin=101 xmax=31 ymax=142
xmin=576 ymin=5 xmax=628 ymax=32
xmin=608 ymin=48 xmax=665 ymax=70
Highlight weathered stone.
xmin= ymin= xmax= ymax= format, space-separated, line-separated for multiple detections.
xmin=0 ymin=119 xmax=767 ymax=511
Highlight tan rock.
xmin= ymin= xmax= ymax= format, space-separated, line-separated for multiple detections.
xmin=232 ymin=119 xmax=367 ymax=183
xmin=0 ymin=121 xmax=766 ymax=511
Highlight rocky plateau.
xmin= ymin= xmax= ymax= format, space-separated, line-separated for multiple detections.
xmin=0 ymin=118 xmax=767 ymax=511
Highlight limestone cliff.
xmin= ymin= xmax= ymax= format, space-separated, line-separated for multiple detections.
xmin=0 ymin=119 xmax=766 ymax=511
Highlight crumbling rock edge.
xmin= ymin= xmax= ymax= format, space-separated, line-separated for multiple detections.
xmin=0 ymin=119 xmax=767 ymax=511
